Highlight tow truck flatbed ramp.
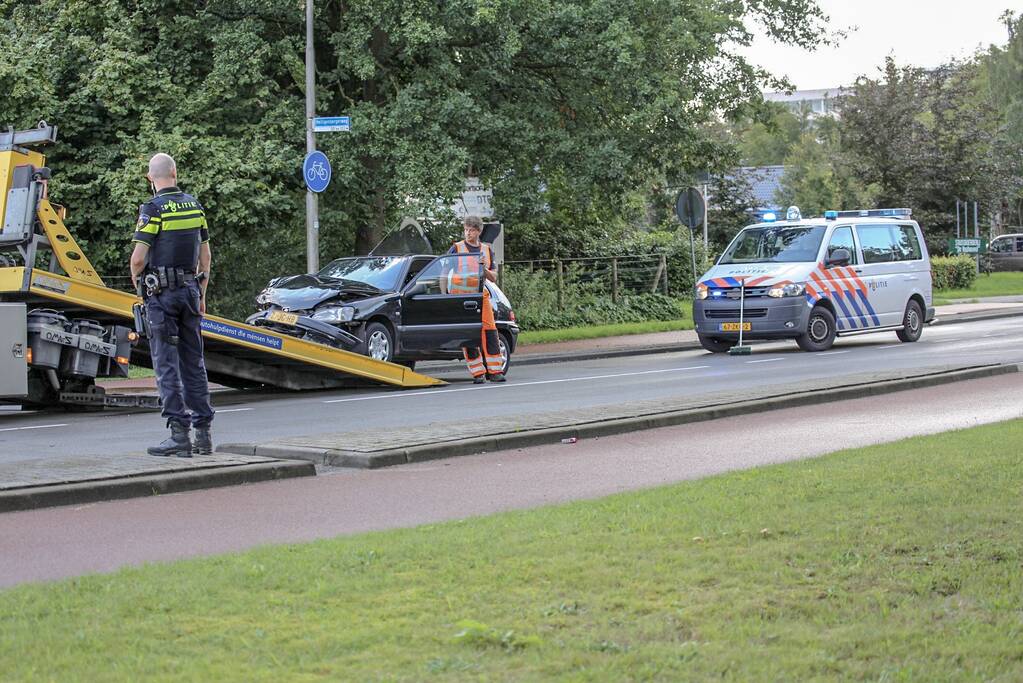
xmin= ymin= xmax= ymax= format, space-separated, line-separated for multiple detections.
xmin=0 ymin=266 xmax=445 ymax=391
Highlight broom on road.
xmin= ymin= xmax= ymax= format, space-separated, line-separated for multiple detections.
xmin=728 ymin=278 xmax=752 ymax=356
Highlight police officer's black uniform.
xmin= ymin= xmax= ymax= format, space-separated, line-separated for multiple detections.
xmin=133 ymin=187 xmax=215 ymax=456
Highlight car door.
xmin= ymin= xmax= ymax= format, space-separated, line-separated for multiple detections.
xmin=852 ymin=224 xmax=903 ymax=326
xmin=398 ymin=253 xmax=484 ymax=353
xmin=989 ymin=236 xmax=1012 ymax=272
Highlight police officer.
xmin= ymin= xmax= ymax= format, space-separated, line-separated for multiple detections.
xmin=129 ymin=153 xmax=215 ymax=457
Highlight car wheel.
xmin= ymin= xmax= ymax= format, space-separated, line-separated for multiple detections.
xmin=896 ymin=299 xmax=923 ymax=343
xmin=497 ymin=332 xmax=513 ymax=377
xmin=698 ymin=334 xmax=733 ymax=353
xmin=796 ymin=306 xmax=837 ymax=352
xmin=364 ymin=322 xmax=393 ymax=363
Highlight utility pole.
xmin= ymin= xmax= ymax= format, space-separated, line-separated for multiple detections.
xmin=305 ymin=0 xmax=319 ymax=273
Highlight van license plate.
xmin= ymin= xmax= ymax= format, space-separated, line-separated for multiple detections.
xmin=268 ymin=310 xmax=299 ymax=326
xmin=720 ymin=322 xmax=751 ymax=332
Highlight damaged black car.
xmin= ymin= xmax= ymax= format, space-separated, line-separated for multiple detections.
xmin=245 ymin=253 xmax=519 ymax=374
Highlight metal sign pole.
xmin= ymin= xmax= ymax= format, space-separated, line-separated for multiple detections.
xmin=305 ymin=0 xmax=319 ymax=273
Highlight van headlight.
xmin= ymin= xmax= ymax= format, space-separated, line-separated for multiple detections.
xmin=696 ymin=283 xmax=709 ymax=300
xmin=312 ymin=306 xmax=356 ymax=323
xmin=768 ymin=283 xmax=806 ymax=298
xmin=255 ymin=289 xmax=273 ymax=305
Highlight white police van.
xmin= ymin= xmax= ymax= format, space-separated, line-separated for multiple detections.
xmin=693 ymin=208 xmax=934 ymax=352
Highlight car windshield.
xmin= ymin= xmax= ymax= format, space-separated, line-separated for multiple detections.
xmin=318 ymin=257 xmax=405 ymax=291
xmin=719 ymin=225 xmax=826 ymax=264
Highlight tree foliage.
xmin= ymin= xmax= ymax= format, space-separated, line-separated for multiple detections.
xmin=0 ymin=0 xmax=829 ymax=318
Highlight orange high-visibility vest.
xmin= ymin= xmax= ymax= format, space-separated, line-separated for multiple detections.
xmin=448 ymin=240 xmax=492 ymax=294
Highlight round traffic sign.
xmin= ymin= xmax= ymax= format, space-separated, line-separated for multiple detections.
xmin=675 ymin=187 xmax=705 ymax=229
xmin=303 ymin=151 xmax=332 ymax=193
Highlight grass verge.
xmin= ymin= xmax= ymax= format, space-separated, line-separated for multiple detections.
xmin=2 ymin=420 xmax=1022 ymax=680
xmin=935 ymin=271 xmax=1023 ymax=304
xmin=519 ymin=318 xmax=693 ymax=345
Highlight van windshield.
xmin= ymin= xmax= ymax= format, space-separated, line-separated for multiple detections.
xmin=719 ymin=225 xmax=826 ymax=264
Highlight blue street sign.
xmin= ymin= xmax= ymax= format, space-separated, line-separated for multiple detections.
xmin=313 ymin=116 xmax=351 ymax=132
xmin=303 ymin=151 xmax=331 ymax=193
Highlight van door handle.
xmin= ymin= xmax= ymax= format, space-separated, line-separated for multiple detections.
xmin=853 ymin=268 xmax=863 ymax=274
xmin=904 ymin=275 xmax=919 ymax=281
xmin=463 ymin=301 xmax=479 ymax=310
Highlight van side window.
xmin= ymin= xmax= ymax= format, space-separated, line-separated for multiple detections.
xmin=826 ymin=226 xmax=858 ymax=264
xmin=1016 ymin=237 xmax=1023 ymax=252
xmin=855 ymin=225 xmax=896 ymax=263
xmin=990 ymin=237 xmax=1011 ymax=253
xmin=895 ymin=225 xmax=922 ymax=261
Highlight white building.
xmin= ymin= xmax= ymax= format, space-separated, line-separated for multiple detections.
xmin=763 ymin=88 xmax=844 ymax=118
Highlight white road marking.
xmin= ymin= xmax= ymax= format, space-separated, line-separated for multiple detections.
xmin=0 ymin=423 xmax=68 ymax=432
xmin=875 ymin=344 xmax=904 ymax=349
xmin=217 ymin=408 xmax=253 ymax=413
xmin=323 ymin=365 xmax=712 ymax=404
xmin=747 ymin=358 xmax=783 ymax=364
xmin=816 ymin=350 xmax=850 ymax=356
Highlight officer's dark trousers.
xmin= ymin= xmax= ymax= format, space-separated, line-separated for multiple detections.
xmin=146 ymin=282 xmax=215 ymax=427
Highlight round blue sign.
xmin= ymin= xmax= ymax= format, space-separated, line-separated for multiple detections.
xmin=303 ymin=151 xmax=331 ymax=193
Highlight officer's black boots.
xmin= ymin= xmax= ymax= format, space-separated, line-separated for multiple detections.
xmin=147 ymin=418 xmax=192 ymax=458
xmin=473 ymin=376 xmax=486 ymax=384
xmin=193 ymin=425 xmax=213 ymax=456
xmin=487 ymin=373 xmax=506 ymax=383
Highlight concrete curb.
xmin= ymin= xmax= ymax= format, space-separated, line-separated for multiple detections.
xmin=0 ymin=459 xmax=316 ymax=513
xmin=222 ymin=363 xmax=1020 ymax=469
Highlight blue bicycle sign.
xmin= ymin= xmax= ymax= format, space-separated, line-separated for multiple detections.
xmin=303 ymin=151 xmax=331 ymax=193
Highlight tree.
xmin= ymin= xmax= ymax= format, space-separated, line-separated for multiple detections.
xmin=0 ymin=0 xmax=831 ymax=319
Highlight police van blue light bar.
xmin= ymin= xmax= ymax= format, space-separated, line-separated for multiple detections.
xmin=824 ymin=208 xmax=912 ymax=220
xmin=761 ymin=212 xmax=777 ymax=222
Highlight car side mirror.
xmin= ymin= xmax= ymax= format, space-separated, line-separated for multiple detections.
xmin=405 ymin=281 xmax=427 ymax=297
xmin=826 ymin=248 xmax=851 ymax=267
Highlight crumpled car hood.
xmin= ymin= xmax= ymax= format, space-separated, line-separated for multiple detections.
xmin=262 ymin=274 xmax=385 ymax=311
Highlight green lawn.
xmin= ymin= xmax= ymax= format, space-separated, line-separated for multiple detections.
xmin=2 ymin=420 xmax=1022 ymax=681
xmin=519 ymin=318 xmax=693 ymax=345
xmin=935 ymin=271 xmax=1023 ymax=304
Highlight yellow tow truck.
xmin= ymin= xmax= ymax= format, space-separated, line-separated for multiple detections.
xmin=0 ymin=122 xmax=444 ymax=408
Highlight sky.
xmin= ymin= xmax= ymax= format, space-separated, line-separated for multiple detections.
xmin=743 ymin=0 xmax=1016 ymax=91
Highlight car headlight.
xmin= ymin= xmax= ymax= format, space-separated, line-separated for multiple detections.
xmin=696 ymin=283 xmax=709 ymax=300
xmin=768 ymin=283 xmax=806 ymax=298
xmin=312 ymin=305 xmax=356 ymax=323
xmin=255 ymin=289 xmax=273 ymax=305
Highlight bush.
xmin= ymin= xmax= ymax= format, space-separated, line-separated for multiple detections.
xmin=931 ymin=256 xmax=978 ymax=290
xmin=500 ymin=267 xmax=686 ymax=330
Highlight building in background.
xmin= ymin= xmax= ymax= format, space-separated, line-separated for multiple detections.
xmin=763 ymin=88 xmax=844 ymax=118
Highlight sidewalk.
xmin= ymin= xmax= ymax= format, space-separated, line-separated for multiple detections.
xmin=6 ymin=297 xmax=1022 ymax=512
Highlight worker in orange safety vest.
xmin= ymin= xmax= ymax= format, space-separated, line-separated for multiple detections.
xmin=446 ymin=215 xmax=505 ymax=384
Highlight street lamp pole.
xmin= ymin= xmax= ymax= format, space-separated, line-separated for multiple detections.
xmin=305 ymin=0 xmax=319 ymax=272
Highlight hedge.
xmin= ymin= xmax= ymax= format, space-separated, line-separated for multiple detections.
xmin=931 ymin=255 xmax=978 ymax=291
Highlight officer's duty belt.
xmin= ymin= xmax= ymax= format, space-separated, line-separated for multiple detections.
xmin=149 ymin=267 xmax=197 ymax=290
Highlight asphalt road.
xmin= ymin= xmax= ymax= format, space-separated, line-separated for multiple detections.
xmin=2 ymin=371 xmax=1021 ymax=588
xmin=2 ymin=317 xmax=1023 ymax=462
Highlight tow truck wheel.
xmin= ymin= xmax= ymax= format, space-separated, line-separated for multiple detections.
xmin=896 ymin=300 xmax=923 ymax=343
xmin=364 ymin=322 xmax=393 ymax=363
xmin=698 ymin=334 xmax=733 ymax=353
xmin=796 ymin=306 xmax=837 ymax=352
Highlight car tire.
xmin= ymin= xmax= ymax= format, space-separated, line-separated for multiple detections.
xmin=497 ymin=331 xmax=513 ymax=377
xmin=896 ymin=299 xmax=923 ymax=343
xmin=364 ymin=322 xmax=394 ymax=363
xmin=796 ymin=306 xmax=837 ymax=352
xmin=698 ymin=334 xmax=733 ymax=353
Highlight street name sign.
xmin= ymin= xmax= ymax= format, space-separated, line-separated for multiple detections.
xmin=313 ymin=116 xmax=351 ymax=132
xmin=948 ymin=237 xmax=987 ymax=254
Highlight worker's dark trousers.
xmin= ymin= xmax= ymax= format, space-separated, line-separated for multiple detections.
xmin=146 ymin=282 xmax=215 ymax=427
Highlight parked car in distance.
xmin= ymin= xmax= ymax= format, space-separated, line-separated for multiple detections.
xmin=988 ymin=233 xmax=1023 ymax=272
xmin=246 ymin=253 xmax=518 ymax=374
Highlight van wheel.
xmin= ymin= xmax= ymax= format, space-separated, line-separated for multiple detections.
xmin=698 ymin=334 xmax=733 ymax=353
xmin=896 ymin=300 xmax=923 ymax=343
xmin=796 ymin=306 xmax=836 ymax=352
